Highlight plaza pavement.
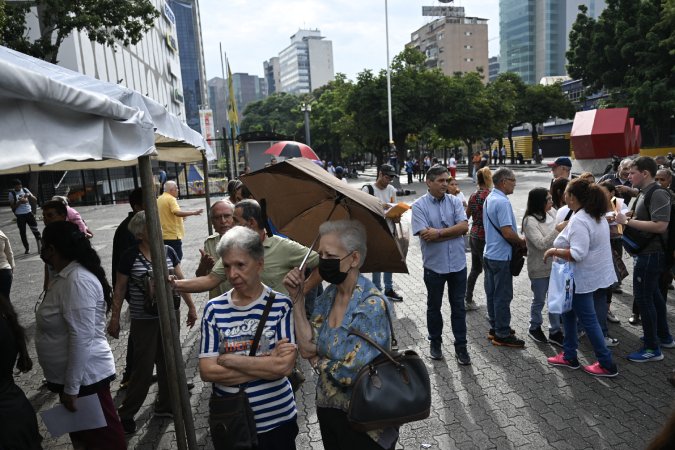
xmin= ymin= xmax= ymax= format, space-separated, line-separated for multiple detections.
xmin=2 ymin=167 xmax=674 ymax=449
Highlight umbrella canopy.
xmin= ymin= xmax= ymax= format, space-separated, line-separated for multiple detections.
xmin=0 ymin=45 xmax=214 ymax=174
xmin=264 ymin=141 xmax=320 ymax=160
xmin=240 ymin=158 xmax=407 ymax=273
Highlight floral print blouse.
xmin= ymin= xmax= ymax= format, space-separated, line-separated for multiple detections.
xmin=311 ymin=275 xmax=396 ymax=447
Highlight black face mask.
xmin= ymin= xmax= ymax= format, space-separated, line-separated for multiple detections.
xmin=318 ymin=253 xmax=353 ymax=285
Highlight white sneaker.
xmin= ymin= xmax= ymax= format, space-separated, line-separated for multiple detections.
xmin=604 ymin=336 xmax=619 ymax=347
xmin=606 ymin=310 xmax=620 ymax=324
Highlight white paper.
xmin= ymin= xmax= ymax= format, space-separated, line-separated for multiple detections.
xmin=40 ymin=394 xmax=107 ymax=437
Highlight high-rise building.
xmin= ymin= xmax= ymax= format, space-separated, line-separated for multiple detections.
xmin=500 ymin=0 xmax=606 ymax=84
xmin=207 ymin=77 xmax=228 ymax=134
xmin=488 ymin=56 xmax=501 ymax=82
xmin=278 ymin=29 xmax=334 ymax=94
xmin=407 ymin=8 xmax=489 ymax=82
xmin=263 ymin=57 xmax=281 ymax=95
xmin=231 ymin=73 xmax=266 ymax=116
xmin=168 ymin=0 xmax=208 ymax=133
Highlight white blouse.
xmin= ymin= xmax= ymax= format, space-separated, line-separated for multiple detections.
xmin=0 ymin=231 xmax=14 ymax=270
xmin=36 ymin=261 xmax=115 ymax=395
xmin=553 ymin=209 xmax=617 ymax=294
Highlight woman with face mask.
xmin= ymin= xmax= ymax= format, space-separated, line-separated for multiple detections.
xmin=36 ymin=221 xmax=125 ymax=449
xmin=284 ymin=220 xmax=396 ymax=450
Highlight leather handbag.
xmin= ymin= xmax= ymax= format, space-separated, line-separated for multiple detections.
xmin=208 ymin=292 xmax=276 ymax=449
xmin=347 ymin=300 xmax=431 ymax=432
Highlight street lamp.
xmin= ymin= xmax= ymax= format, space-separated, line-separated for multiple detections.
xmin=301 ymin=102 xmax=312 ymax=146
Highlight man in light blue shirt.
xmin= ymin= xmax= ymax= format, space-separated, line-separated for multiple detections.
xmin=412 ymin=165 xmax=471 ymax=364
xmin=483 ymin=168 xmax=527 ymax=347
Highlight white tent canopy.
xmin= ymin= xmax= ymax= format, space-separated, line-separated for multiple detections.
xmin=0 ymin=45 xmax=214 ymax=173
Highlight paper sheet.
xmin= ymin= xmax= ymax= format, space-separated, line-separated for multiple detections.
xmin=40 ymin=393 xmax=107 ymax=437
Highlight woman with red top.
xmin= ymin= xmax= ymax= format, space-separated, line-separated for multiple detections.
xmin=464 ymin=167 xmax=493 ymax=311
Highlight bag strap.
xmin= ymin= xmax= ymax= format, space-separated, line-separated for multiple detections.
xmin=484 ymin=198 xmax=509 ymax=245
xmin=348 ymin=294 xmax=398 ymax=353
xmin=564 ymin=208 xmax=573 ymax=221
xmin=249 ymin=291 xmax=276 ymax=356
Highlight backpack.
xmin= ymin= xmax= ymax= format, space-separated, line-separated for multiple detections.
xmin=362 ymin=183 xmax=375 ymax=196
xmin=632 ymin=185 xmax=675 ymax=264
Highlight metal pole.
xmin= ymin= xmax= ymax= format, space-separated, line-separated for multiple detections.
xmin=202 ymin=152 xmax=213 ymax=235
xmin=221 ymin=44 xmax=236 ymax=180
xmin=230 ymin=125 xmax=238 ymax=178
xmin=183 ymin=163 xmax=190 ymax=198
xmin=138 ymin=156 xmax=196 ymax=450
xmin=106 ymin=168 xmax=114 ymax=204
xmin=303 ymin=105 xmax=311 ymax=146
xmin=92 ymin=170 xmax=100 ymax=205
xmin=385 ymin=0 xmax=393 ymax=146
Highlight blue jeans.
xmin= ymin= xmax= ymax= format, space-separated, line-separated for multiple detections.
xmin=592 ymin=288 xmax=610 ymax=337
xmin=529 ymin=277 xmax=562 ymax=334
xmin=634 ymin=252 xmax=672 ymax=349
xmin=483 ymin=258 xmax=513 ymax=338
xmin=423 ymin=268 xmax=467 ymax=349
xmin=372 ymin=272 xmax=393 ymax=292
xmin=562 ymin=290 xmax=613 ymax=369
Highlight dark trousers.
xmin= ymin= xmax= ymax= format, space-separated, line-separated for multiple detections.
xmin=164 ymin=239 xmax=183 ymax=261
xmin=122 ymin=331 xmax=134 ymax=381
xmin=317 ymin=407 xmax=396 ymax=450
xmin=15 ymin=213 xmax=40 ymax=251
xmin=0 ymin=268 xmax=12 ymax=300
xmin=407 ymin=172 xmax=413 ymax=184
xmin=634 ymin=252 xmax=671 ymax=350
xmin=423 ymin=267 xmax=468 ymax=348
xmin=69 ymin=382 xmax=126 ymax=450
xmin=466 ymin=237 xmax=485 ymax=302
xmin=118 ymin=315 xmax=178 ymax=420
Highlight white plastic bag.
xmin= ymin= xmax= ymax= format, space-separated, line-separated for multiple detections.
xmin=548 ymin=260 xmax=574 ymax=314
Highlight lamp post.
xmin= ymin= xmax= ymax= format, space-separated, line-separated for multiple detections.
xmin=301 ymin=102 xmax=312 ymax=146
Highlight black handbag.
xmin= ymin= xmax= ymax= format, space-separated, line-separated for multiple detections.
xmin=347 ymin=300 xmax=431 ymax=432
xmin=485 ymin=202 xmax=527 ymax=276
xmin=208 ymin=292 xmax=276 ymax=450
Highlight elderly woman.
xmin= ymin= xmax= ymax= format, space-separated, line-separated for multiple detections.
xmin=284 ymin=220 xmax=396 ymax=450
xmin=544 ymin=179 xmax=618 ymax=377
xmin=36 ymin=221 xmax=125 ymax=448
xmin=107 ymin=211 xmax=197 ymax=434
xmin=199 ymin=226 xmax=298 ymax=449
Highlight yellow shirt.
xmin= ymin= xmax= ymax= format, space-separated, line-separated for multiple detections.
xmin=157 ymin=192 xmax=184 ymax=240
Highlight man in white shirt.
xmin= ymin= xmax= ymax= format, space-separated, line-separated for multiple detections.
xmin=362 ymin=164 xmax=403 ymax=301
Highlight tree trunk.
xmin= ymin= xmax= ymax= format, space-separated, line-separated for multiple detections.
xmin=531 ymin=123 xmax=539 ymax=163
xmin=507 ymin=125 xmax=516 ymax=164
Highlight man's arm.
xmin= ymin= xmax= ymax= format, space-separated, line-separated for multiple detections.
xmin=172 ymin=273 xmax=221 ymax=293
xmin=173 ymin=209 xmax=203 ymax=218
xmin=419 ymin=221 xmax=468 ymax=242
xmin=501 ymin=225 xmax=526 ymax=247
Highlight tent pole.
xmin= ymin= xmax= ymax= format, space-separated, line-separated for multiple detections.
xmin=138 ymin=156 xmax=196 ymax=450
xmin=202 ymin=152 xmax=213 ymax=235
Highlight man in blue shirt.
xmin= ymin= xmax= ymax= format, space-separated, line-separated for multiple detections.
xmin=412 ymin=165 xmax=471 ymax=364
xmin=483 ymin=168 xmax=527 ymax=347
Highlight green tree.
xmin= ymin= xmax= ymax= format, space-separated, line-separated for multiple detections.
xmin=567 ymin=0 xmax=675 ymax=145
xmin=1 ymin=0 xmax=158 ymax=63
xmin=241 ymin=93 xmax=304 ymax=137
xmin=491 ymin=73 xmax=528 ymax=163
xmin=310 ymin=73 xmax=357 ymax=162
xmin=521 ymin=83 xmax=576 ymax=156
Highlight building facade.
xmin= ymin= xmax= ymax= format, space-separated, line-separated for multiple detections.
xmin=168 ymin=0 xmax=208 ymax=133
xmin=207 ymin=77 xmax=228 ymax=134
xmin=407 ymin=12 xmax=489 ymax=81
xmin=231 ymin=73 xmax=266 ymax=116
xmin=488 ymin=55 xmax=501 ymax=82
xmin=500 ymin=0 xmax=606 ymax=84
xmin=278 ymin=29 xmax=334 ymax=94
xmin=263 ymin=57 xmax=281 ymax=95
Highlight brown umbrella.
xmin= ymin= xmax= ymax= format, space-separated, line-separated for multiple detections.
xmin=240 ymin=158 xmax=407 ymax=273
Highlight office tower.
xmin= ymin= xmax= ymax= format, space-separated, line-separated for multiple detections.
xmin=489 ymin=56 xmax=500 ymax=82
xmin=264 ymin=57 xmax=281 ymax=95
xmin=207 ymin=77 xmax=228 ymax=134
xmin=278 ymin=29 xmax=334 ymax=94
xmin=231 ymin=73 xmax=265 ymax=116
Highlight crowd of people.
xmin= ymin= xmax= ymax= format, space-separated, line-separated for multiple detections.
xmin=1 ymin=151 xmax=674 ymax=449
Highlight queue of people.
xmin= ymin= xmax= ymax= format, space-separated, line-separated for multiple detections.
xmin=2 ymin=151 xmax=674 ymax=449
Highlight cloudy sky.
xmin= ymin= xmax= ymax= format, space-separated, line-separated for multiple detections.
xmin=199 ymin=0 xmax=500 ymax=81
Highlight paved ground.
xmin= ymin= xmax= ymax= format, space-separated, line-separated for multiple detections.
xmin=3 ymin=167 xmax=674 ymax=449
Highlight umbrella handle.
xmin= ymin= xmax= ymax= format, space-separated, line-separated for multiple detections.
xmin=299 ymin=193 xmax=345 ymax=272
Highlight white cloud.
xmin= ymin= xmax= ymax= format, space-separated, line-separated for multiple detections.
xmin=199 ymin=0 xmax=500 ymax=81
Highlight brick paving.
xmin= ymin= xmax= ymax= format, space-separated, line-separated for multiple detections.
xmin=3 ymin=168 xmax=674 ymax=449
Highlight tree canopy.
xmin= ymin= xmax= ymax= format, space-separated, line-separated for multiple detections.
xmin=567 ymin=0 xmax=675 ymax=145
xmin=1 ymin=0 xmax=158 ymax=63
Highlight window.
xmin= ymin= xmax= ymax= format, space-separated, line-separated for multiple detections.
xmin=464 ymin=45 xmax=472 ymax=49
xmin=464 ymin=31 xmax=472 ymax=36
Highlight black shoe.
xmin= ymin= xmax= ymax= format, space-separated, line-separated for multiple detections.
xmin=187 ymin=381 xmax=195 ymax=390
xmin=628 ymin=314 xmax=641 ymax=325
xmin=488 ymin=328 xmax=516 ymax=340
xmin=455 ymin=348 xmax=471 ymax=366
xmin=548 ymin=331 xmax=564 ymax=348
xmin=154 ymin=409 xmax=173 ymax=419
xmin=528 ymin=327 xmax=548 ymax=343
xmin=430 ymin=341 xmax=443 ymax=360
xmin=151 ymin=374 xmax=158 ymax=383
xmin=384 ymin=289 xmax=403 ymax=302
xmin=121 ymin=418 xmax=136 ymax=434
xmin=24 ymin=249 xmax=30 ymax=254
xmin=492 ymin=334 xmax=525 ymax=348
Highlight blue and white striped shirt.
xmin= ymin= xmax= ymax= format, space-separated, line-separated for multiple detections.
xmin=199 ymin=286 xmax=297 ymax=433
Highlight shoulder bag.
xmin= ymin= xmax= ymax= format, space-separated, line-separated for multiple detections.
xmin=135 ymin=253 xmax=180 ymax=315
xmin=485 ymin=200 xmax=526 ymax=276
xmin=208 ymin=291 xmax=276 ymax=450
xmin=347 ymin=299 xmax=431 ymax=432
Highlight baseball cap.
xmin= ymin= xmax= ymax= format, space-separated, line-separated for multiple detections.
xmin=379 ymin=164 xmax=397 ymax=177
xmin=335 ymin=166 xmax=344 ymax=175
xmin=548 ymin=157 xmax=572 ymax=168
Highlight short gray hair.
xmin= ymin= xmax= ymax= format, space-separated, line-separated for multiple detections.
xmin=216 ymin=226 xmax=263 ymax=261
xmin=319 ymin=220 xmax=367 ymax=268
xmin=127 ymin=211 xmax=147 ymax=239
xmin=493 ymin=167 xmax=515 ymax=186
xmin=426 ymin=164 xmax=449 ymax=182
xmin=52 ymin=195 xmax=69 ymax=206
xmin=210 ymin=200 xmax=234 ymax=217
xmin=164 ymin=180 xmax=178 ymax=191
